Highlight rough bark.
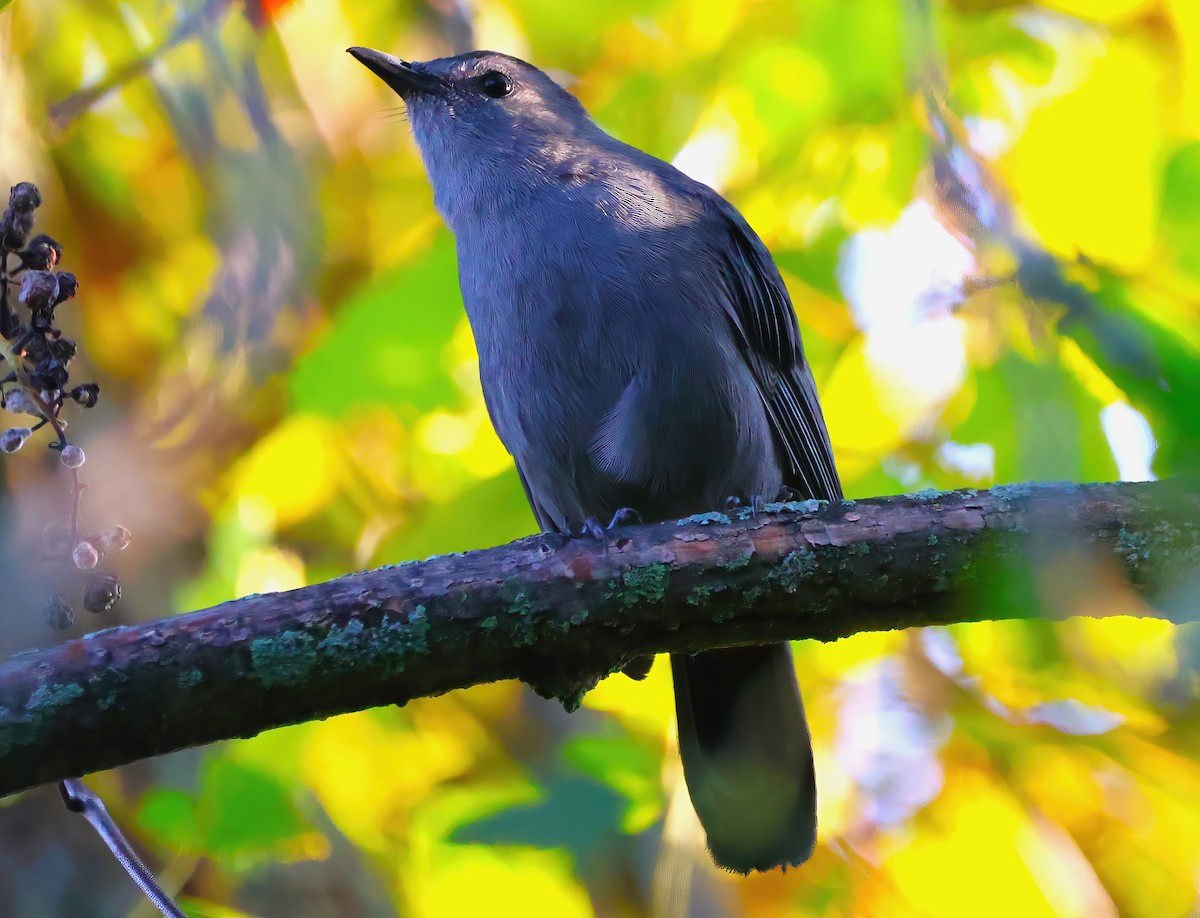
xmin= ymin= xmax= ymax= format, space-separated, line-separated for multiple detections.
xmin=1 ymin=479 xmax=1197 ymax=798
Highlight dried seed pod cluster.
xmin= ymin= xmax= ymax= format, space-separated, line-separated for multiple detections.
xmin=1 ymin=182 xmax=98 ymax=451
xmin=1 ymin=182 xmax=129 ymax=629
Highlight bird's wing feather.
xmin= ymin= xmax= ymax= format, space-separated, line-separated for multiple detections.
xmin=704 ymin=195 xmax=844 ymax=502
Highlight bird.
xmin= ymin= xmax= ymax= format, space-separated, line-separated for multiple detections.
xmin=348 ymin=46 xmax=843 ymax=874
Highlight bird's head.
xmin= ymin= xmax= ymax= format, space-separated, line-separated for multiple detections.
xmin=349 ymin=47 xmax=602 ymax=205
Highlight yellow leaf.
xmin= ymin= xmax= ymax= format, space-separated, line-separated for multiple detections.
xmin=584 ymin=654 xmax=675 ymax=739
xmin=300 ymin=705 xmax=481 ymax=852
xmin=230 ymin=414 xmax=341 ymax=527
xmin=885 ymin=772 xmax=1055 ymax=917
xmin=1041 ymin=0 xmax=1154 ymax=22
xmin=408 ymin=846 xmax=594 ymax=918
xmin=1003 ymin=39 xmax=1162 ymax=269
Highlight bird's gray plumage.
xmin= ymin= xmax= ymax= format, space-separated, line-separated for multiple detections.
xmin=350 ymin=46 xmax=843 ymax=873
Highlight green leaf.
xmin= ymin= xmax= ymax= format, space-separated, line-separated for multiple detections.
xmin=562 ymin=733 xmax=665 ymax=833
xmin=138 ymin=788 xmax=201 ymax=851
xmin=1059 ymin=264 xmax=1200 ymax=476
xmin=375 ymin=468 xmax=536 ymax=564
xmin=1159 ymin=142 xmax=1200 ymax=279
xmin=451 ymin=773 xmax=627 ymax=858
xmin=198 ymin=758 xmax=312 ymax=866
xmin=290 ymin=233 xmax=463 ymax=419
xmin=954 ymin=352 xmax=1116 ymax=484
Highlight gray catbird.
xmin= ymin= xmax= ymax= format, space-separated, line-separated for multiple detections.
xmin=349 ymin=46 xmax=844 ymax=874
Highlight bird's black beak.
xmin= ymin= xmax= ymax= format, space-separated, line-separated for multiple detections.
xmin=347 ymin=47 xmax=445 ymax=97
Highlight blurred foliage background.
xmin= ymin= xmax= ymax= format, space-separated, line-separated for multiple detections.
xmin=1 ymin=0 xmax=1199 ymax=915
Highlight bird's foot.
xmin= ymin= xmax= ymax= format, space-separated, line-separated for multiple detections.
xmin=580 ymin=507 xmax=642 ymax=539
xmin=606 ymin=507 xmax=643 ymax=529
xmin=580 ymin=517 xmax=606 ymax=541
xmin=579 ymin=507 xmax=642 ymax=550
xmin=724 ymin=494 xmax=766 ymax=519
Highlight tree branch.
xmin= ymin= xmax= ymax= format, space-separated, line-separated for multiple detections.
xmin=2 ymin=479 xmax=1197 ymax=798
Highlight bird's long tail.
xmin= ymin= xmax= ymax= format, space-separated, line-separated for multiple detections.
xmin=670 ymin=643 xmax=816 ymax=873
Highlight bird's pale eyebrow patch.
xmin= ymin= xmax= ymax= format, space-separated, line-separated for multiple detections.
xmin=542 ymin=68 xmax=578 ymax=91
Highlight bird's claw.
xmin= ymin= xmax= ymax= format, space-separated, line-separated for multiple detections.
xmin=579 ymin=507 xmax=641 ymax=550
xmin=580 ymin=518 xmax=606 ymax=541
xmin=724 ymin=493 xmax=766 ymax=518
xmin=606 ymin=507 xmax=642 ymax=529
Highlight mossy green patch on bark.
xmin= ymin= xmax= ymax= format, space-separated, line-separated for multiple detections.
xmin=678 ymin=511 xmax=731 ymax=526
xmin=0 ymin=682 xmax=85 ymax=758
xmin=770 ymin=549 xmax=818 ymax=593
xmin=506 ymin=592 xmax=534 ymax=617
xmin=251 ymin=631 xmax=318 ymax=688
xmin=251 ymin=608 xmax=434 ymax=689
xmin=610 ymin=562 xmax=671 ymax=608
xmin=27 ymin=682 xmax=84 ymax=711
xmin=904 ymin=488 xmax=949 ymax=501
xmin=719 ymin=551 xmax=753 ymax=572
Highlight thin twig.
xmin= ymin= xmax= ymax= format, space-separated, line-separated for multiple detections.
xmin=425 ymin=0 xmax=476 ymax=53
xmin=59 ymin=779 xmax=185 ymax=918
xmin=69 ymin=467 xmax=83 ymax=541
xmin=46 ymin=0 xmax=225 ymax=132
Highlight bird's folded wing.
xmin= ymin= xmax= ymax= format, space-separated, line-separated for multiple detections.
xmin=705 ymin=195 xmax=844 ymax=503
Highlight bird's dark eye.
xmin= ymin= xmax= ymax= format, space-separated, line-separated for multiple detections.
xmin=480 ymin=71 xmax=513 ymax=99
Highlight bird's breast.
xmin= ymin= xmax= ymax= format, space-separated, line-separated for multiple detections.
xmin=451 ymin=193 xmax=778 ymax=525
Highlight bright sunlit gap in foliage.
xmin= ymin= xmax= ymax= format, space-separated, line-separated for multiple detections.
xmin=1100 ymin=401 xmax=1157 ymax=482
xmin=936 ymin=441 xmax=997 ymax=481
xmin=671 ymin=104 xmax=746 ymax=192
xmin=821 ymin=201 xmax=974 ymax=476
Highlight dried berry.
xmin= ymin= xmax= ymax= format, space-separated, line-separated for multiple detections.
xmin=99 ymin=525 xmax=132 ymax=553
xmin=0 ymin=427 xmax=31 ymax=453
xmin=49 ymin=337 xmax=78 ymax=363
xmin=19 ymin=234 xmax=62 ymax=270
xmin=30 ymin=309 xmax=54 ymax=334
xmin=72 ymin=540 xmax=99 ymax=570
xmin=69 ymin=382 xmax=99 ymax=408
xmin=2 ymin=388 xmax=39 ymax=415
xmin=19 ymin=270 xmax=59 ymax=309
xmin=31 ymin=360 xmax=68 ymax=390
xmin=43 ymin=594 xmax=74 ymax=630
xmin=60 ymin=444 xmax=86 ymax=469
xmin=83 ymin=573 xmax=121 ymax=614
xmin=54 ymin=272 xmax=78 ymax=304
xmin=8 ymin=182 xmax=42 ymax=213
xmin=1 ymin=212 xmax=34 ymax=251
